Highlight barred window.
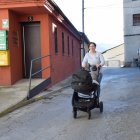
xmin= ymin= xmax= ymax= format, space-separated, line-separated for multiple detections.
xmin=54 ymin=27 xmax=58 ymax=53
xmin=67 ymin=36 xmax=70 ymax=55
xmin=133 ymin=14 xmax=140 ymax=26
xmin=72 ymin=39 xmax=74 ymax=56
xmin=62 ymin=32 xmax=64 ymax=55
xmin=52 ymin=23 xmax=58 ymax=53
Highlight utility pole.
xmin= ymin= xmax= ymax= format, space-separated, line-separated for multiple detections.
xmin=82 ymin=0 xmax=84 ymax=34
xmin=82 ymin=0 xmax=85 ymax=57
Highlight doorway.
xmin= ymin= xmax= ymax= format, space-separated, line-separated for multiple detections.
xmin=22 ymin=22 xmax=42 ymax=78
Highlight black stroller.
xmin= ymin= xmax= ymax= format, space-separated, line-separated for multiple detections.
xmin=71 ymin=66 xmax=103 ymax=119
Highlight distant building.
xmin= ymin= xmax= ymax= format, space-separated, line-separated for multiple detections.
xmin=102 ymin=44 xmax=124 ymax=67
xmin=123 ymin=0 xmax=140 ymax=66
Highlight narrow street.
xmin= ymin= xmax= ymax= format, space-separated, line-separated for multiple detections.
xmin=0 ymin=68 xmax=140 ymax=140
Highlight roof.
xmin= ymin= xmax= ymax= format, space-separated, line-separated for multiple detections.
xmin=48 ymin=0 xmax=81 ymax=40
xmin=102 ymin=43 xmax=124 ymax=54
xmin=0 ymin=0 xmax=81 ymax=40
xmin=79 ymin=32 xmax=90 ymax=44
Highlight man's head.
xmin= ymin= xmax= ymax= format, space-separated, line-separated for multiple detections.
xmin=88 ymin=42 xmax=96 ymax=52
xmin=88 ymin=42 xmax=96 ymax=48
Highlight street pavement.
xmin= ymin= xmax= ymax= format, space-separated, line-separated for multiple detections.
xmin=0 ymin=67 xmax=140 ymax=140
xmin=0 ymin=67 xmax=140 ymax=118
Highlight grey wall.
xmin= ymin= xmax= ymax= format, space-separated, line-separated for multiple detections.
xmin=123 ymin=0 xmax=140 ymax=66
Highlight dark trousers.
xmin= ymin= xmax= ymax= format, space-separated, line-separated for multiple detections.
xmin=96 ymin=73 xmax=103 ymax=98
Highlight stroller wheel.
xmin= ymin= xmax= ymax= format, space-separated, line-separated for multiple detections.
xmin=99 ymin=101 xmax=103 ymax=113
xmin=88 ymin=111 xmax=91 ymax=120
xmin=73 ymin=108 xmax=77 ymax=118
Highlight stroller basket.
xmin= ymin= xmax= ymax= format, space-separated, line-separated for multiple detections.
xmin=72 ymin=83 xmax=97 ymax=95
xmin=73 ymin=97 xmax=95 ymax=108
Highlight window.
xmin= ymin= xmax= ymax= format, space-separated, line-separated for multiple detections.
xmin=54 ymin=27 xmax=58 ymax=53
xmin=133 ymin=14 xmax=140 ymax=26
xmin=67 ymin=36 xmax=70 ymax=55
xmin=72 ymin=39 xmax=74 ymax=56
xmin=52 ymin=23 xmax=58 ymax=53
xmin=62 ymin=32 xmax=64 ymax=55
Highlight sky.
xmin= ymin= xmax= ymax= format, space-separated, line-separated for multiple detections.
xmin=53 ymin=0 xmax=124 ymax=52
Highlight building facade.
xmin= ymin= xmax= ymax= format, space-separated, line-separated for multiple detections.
xmin=123 ymin=0 xmax=140 ymax=66
xmin=0 ymin=0 xmax=81 ymax=86
xmin=102 ymin=44 xmax=124 ymax=67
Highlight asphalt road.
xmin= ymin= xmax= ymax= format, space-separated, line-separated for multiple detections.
xmin=0 ymin=67 xmax=140 ymax=140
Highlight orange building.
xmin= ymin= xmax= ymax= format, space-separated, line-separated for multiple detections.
xmin=0 ymin=0 xmax=81 ymax=88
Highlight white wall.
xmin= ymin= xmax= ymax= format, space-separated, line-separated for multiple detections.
xmin=103 ymin=44 xmax=124 ymax=67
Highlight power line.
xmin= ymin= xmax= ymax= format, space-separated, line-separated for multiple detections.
xmin=84 ymin=5 xmax=123 ymax=10
xmin=84 ymin=1 xmax=123 ymax=9
xmin=84 ymin=1 xmax=140 ymax=9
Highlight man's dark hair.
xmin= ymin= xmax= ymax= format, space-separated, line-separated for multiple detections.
xmin=88 ymin=42 xmax=96 ymax=48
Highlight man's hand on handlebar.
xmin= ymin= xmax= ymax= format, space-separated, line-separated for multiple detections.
xmin=96 ymin=64 xmax=102 ymax=68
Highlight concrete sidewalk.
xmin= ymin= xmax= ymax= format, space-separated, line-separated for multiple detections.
xmin=0 ymin=77 xmax=71 ymax=117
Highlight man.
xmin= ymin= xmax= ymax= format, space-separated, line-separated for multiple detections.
xmin=82 ymin=42 xmax=105 ymax=97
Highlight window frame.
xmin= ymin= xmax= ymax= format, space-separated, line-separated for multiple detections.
xmin=72 ymin=39 xmax=74 ymax=56
xmin=62 ymin=32 xmax=65 ymax=55
xmin=67 ymin=36 xmax=70 ymax=56
xmin=133 ymin=14 xmax=140 ymax=26
xmin=54 ymin=27 xmax=58 ymax=53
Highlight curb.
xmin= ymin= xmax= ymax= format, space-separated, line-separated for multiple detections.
xmin=0 ymin=85 xmax=71 ymax=118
